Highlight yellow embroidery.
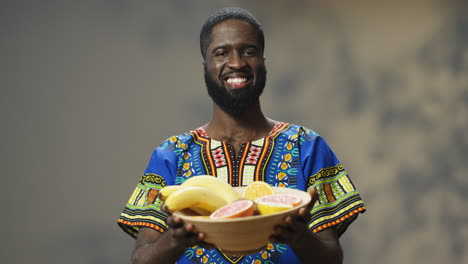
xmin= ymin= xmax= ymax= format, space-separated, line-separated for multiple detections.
xmin=307 ymin=164 xmax=345 ymax=186
xmin=140 ymin=173 xmax=166 ymax=186
xmin=339 ymin=176 xmax=355 ymax=192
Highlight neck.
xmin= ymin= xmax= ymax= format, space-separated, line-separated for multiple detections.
xmin=203 ymin=102 xmax=276 ymax=143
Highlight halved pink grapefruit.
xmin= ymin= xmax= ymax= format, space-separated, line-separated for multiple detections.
xmin=210 ymin=200 xmax=255 ymax=219
xmin=256 ymin=194 xmax=302 ymax=207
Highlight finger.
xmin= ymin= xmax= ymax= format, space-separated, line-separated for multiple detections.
xmin=182 ymin=234 xmax=200 ymax=247
xmin=196 ymin=232 xmax=216 ymax=249
xmin=171 ymin=224 xmax=188 ymax=238
xmin=198 ymin=237 xmax=216 ymax=250
xmin=274 ymin=222 xmax=295 ymax=234
xmin=305 ymin=187 xmax=319 ymax=213
xmin=269 ymin=233 xmax=286 ymax=244
xmin=294 ymin=209 xmax=310 ymax=224
xmin=298 ymin=207 xmax=306 ymax=215
xmin=269 ymin=226 xmax=289 ymax=244
xmin=198 ymin=232 xmax=206 ymax=240
xmin=167 ymin=215 xmax=183 ymax=228
xmin=270 ymin=226 xmax=294 ymax=244
xmin=198 ymin=242 xmax=215 ymax=250
xmin=309 ymin=186 xmax=319 ymax=205
xmin=285 ymin=213 xmax=309 ymax=230
xmin=161 ymin=203 xmax=171 ymax=214
xmin=284 ymin=215 xmax=304 ymax=227
xmin=185 ymin=223 xmax=195 ymax=232
xmin=172 ymin=224 xmax=198 ymax=242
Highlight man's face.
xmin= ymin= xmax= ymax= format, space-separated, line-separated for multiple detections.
xmin=204 ymin=19 xmax=266 ymax=115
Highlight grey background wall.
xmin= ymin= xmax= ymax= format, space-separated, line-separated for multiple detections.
xmin=2 ymin=0 xmax=467 ymax=263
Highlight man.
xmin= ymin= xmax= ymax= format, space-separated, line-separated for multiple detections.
xmin=118 ymin=7 xmax=365 ymax=264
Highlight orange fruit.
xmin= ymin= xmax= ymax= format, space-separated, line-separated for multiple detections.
xmin=256 ymin=194 xmax=302 ymax=207
xmin=210 ymin=200 xmax=255 ymax=219
xmin=242 ymin=181 xmax=274 ymax=200
xmin=257 ymin=201 xmax=294 ymax=215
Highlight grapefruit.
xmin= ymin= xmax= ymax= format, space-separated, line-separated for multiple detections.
xmin=242 ymin=181 xmax=274 ymax=200
xmin=256 ymin=194 xmax=302 ymax=207
xmin=257 ymin=201 xmax=294 ymax=215
xmin=210 ymin=200 xmax=255 ymax=219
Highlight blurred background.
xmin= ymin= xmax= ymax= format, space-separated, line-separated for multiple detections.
xmin=2 ymin=0 xmax=467 ymax=263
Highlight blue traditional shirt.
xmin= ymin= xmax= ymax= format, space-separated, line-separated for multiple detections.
xmin=118 ymin=122 xmax=366 ymax=263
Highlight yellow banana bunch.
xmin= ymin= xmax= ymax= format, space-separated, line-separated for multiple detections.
xmin=158 ymin=185 xmax=188 ymax=201
xmin=159 ymin=175 xmax=241 ymax=215
xmin=163 ymin=186 xmax=227 ymax=214
xmin=180 ymin=175 xmax=241 ymax=204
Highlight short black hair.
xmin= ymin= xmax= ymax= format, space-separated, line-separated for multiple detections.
xmin=200 ymin=7 xmax=265 ymax=59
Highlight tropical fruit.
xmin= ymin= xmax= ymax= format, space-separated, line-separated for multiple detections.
xmin=256 ymin=193 xmax=302 ymax=207
xmin=181 ymin=175 xmax=242 ymax=204
xmin=163 ymin=186 xmax=228 ymax=214
xmin=159 ymin=175 xmax=242 ymax=215
xmin=256 ymin=201 xmax=294 ymax=215
xmin=158 ymin=185 xmax=189 ymax=201
xmin=160 ymin=177 xmax=304 ymax=219
xmin=210 ymin=199 xmax=255 ymax=219
xmin=241 ymin=181 xmax=274 ymax=200
xmin=255 ymin=193 xmax=303 ymax=215
xmin=180 ymin=207 xmax=212 ymax=216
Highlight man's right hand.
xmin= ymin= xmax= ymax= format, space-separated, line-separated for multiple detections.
xmin=166 ymin=214 xmax=214 ymax=250
xmin=131 ymin=216 xmax=214 ymax=264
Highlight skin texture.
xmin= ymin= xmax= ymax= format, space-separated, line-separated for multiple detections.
xmin=204 ymin=19 xmax=266 ymax=117
xmin=131 ymin=19 xmax=343 ymax=264
xmin=202 ymin=19 xmax=273 ymax=156
xmin=269 ymin=188 xmax=343 ymax=263
xmin=131 ymin=216 xmax=214 ymax=264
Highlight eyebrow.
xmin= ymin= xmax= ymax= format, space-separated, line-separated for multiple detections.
xmin=211 ymin=45 xmax=229 ymax=52
xmin=211 ymin=44 xmax=259 ymax=53
xmin=242 ymin=44 xmax=259 ymax=51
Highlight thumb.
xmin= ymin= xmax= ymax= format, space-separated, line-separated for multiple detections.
xmin=306 ymin=187 xmax=319 ymax=212
xmin=309 ymin=187 xmax=319 ymax=203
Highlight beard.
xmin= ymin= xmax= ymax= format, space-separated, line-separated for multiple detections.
xmin=204 ymin=66 xmax=267 ymax=115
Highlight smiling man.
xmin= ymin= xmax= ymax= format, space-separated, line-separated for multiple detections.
xmin=118 ymin=7 xmax=365 ymax=264
xmin=203 ymin=18 xmax=266 ymax=117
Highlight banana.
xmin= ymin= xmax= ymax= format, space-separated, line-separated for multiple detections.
xmin=180 ymin=207 xmax=212 ymax=216
xmin=163 ymin=186 xmax=228 ymax=213
xmin=158 ymin=185 xmax=190 ymax=201
xmin=180 ymin=175 xmax=241 ymax=204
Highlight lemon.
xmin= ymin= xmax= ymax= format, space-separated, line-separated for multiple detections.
xmin=256 ymin=201 xmax=293 ymax=215
xmin=242 ymin=181 xmax=274 ymax=200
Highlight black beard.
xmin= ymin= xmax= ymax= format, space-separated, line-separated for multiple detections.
xmin=204 ymin=67 xmax=267 ymax=115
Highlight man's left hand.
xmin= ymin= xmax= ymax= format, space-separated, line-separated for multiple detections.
xmin=269 ymin=187 xmax=319 ymax=247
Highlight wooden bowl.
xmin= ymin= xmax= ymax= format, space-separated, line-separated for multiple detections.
xmin=173 ymin=187 xmax=311 ymax=255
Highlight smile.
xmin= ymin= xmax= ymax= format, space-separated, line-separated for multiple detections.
xmin=225 ymin=77 xmax=251 ymax=89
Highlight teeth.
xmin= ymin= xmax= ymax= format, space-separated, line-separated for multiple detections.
xmin=226 ymin=77 xmax=248 ymax=84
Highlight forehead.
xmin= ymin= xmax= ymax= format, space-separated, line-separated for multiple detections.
xmin=208 ymin=19 xmax=260 ymax=49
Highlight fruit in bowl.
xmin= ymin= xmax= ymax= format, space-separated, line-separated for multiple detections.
xmin=159 ymin=176 xmax=311 ymax=255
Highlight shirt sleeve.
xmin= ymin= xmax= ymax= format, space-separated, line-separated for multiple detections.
xmin=300 ymin=129 xmax=366 ymax=237
xmin=117 ymin=139 xmax=178 ymax=238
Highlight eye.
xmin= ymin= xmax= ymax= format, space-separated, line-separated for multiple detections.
xmin=242 ymin=49 xmax=257 ymax=56
xmin=215 ymin=50 xmax=227 ymax=57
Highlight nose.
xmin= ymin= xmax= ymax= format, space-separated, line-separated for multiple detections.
xmin=226 ymin=52 xmax=247 ymax=69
